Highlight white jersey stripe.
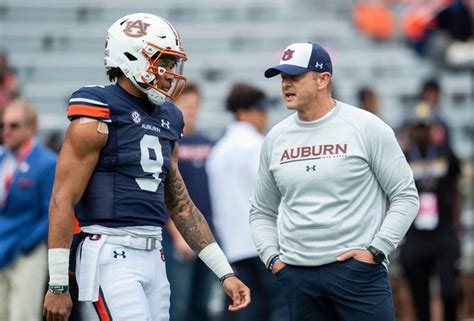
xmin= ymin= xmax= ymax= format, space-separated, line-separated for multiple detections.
xmin=69 ymin=98 xmax=109 ymax=107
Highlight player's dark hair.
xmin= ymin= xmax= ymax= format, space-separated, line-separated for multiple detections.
xmin=226 ymin=83 xmax=266 ymax=113
xmin=107 ymin=68 xmax=124 ymax=83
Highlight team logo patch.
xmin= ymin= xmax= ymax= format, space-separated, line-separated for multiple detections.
xmin=123 ymin=20 xmax=150 ymax=38
xmin=282 ymin=49 xmax=295 ymax=61
xmin=131 ymin=111 xmax=142 ymax=124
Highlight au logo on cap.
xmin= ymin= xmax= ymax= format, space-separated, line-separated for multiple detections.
xmin=281 ymin=49 xmax=295 ymax=61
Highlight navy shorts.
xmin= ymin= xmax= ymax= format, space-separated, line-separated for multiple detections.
xmin=275 ymin=259 xmax=396 ymax=321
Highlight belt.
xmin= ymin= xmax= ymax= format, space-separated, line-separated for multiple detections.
xmin=86 ymin=234 xmax=160 ymax=251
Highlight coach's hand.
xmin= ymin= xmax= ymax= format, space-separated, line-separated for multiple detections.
xmin=336 ymin=249 xmax=377 ymax=264
xmin=222 ymin=276 xmax=251 ymax=311
xmin=271 ymin=259 xmax=286 ymax=274
xmin=43 ymin=291 xmax=72 ymax=321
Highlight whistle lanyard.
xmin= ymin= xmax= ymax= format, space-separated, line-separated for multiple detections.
xmin=0 ymin=139 xmax=34 ymax=206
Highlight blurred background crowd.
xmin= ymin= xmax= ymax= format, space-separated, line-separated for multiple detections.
xmin=0 ymin=0 xmax=473 ymax=320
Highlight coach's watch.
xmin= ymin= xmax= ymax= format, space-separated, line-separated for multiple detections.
xmin=367 ymin=246 xmax=386 ymax=264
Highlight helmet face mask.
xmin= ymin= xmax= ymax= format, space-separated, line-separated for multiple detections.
xmin=140 ymin=44 xmax=187 ymax=103
xmin=105 ymin=13 xmax=188 ymax=105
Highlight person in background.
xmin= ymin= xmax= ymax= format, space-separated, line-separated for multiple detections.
xmin=0 ymin=51 xmax=19 ymax=146
xmin=357 ymin=86 xmax=380 ymax=116
xmin=400 ymin=119 xmax=461 ymax=321
xmin=207 ymin=83 xmax=289 ymax=321
xmin=414 ymin=78 xmax=450 ymax=145
xmin=398 ymin=78 xmax=450 ymax=151
xmin=163 ymin=82 xmax=217 ymax=321
xmin=0 ymin=98 xmax=57 ymax=321
xmin=0 ymin=51 xmax=19 ymax=112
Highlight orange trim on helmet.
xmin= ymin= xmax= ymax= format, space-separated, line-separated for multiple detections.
xmin=67 ymin=105 xmax=110 ymax=119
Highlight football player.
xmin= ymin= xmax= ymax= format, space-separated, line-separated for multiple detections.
xmin=43 ymin=13 xmax=250 ymax=321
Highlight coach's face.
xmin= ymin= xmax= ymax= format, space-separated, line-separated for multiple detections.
xmin=281 ymin=71 xmax=317 ymax=110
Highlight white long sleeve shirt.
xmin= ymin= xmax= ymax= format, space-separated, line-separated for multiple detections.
xmin=249 ymin=101 xmax=419 ymax=267
xmin=207 ymin=122 xmax=263 ymax=263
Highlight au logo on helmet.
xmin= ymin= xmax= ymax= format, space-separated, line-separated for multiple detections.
xmin=123 ymin=19 xmax=150 ymax=38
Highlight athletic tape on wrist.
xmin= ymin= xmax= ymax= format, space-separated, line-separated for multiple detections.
xmin=198 ymin=243 xmax=233 ymax=279
xmin=48 ymin=248 xmax=70 ymax=286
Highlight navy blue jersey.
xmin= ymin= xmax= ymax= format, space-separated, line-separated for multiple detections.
xmin=67 ymin=84 xmax=184 ymax=228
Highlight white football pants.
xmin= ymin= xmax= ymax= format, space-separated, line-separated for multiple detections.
xmin=77 ymin=241 xmax=170 ymax=321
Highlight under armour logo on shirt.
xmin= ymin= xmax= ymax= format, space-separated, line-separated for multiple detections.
xmin=315 ymin=62 xmax=323 ymax=69
xmin=306 ymin=165 xmax=316 ymax=171
xmin=113 ymin=250 xmax=126 ymax=259
xmin=161 ymin=119 xmax=170 ymax=129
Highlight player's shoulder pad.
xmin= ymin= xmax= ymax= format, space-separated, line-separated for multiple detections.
xmin=67 ymin=85 xmax=112 ymax=122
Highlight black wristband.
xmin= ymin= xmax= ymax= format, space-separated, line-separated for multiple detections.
xmin=219 ymin=272 xmax=235 ymax=285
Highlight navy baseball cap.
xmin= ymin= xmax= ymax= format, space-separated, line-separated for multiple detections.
xmin=264 ymin=42 xmax=333 ymax=78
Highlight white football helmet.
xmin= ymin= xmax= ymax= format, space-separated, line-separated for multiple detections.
xmin=105 ymin=13 xmax=187 ymax=105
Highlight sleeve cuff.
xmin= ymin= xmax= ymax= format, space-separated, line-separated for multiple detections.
xmin=261 ymin=246 xmax=280 ymax=267
xmin=370 ymin=236 xmax=396 ymax=257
